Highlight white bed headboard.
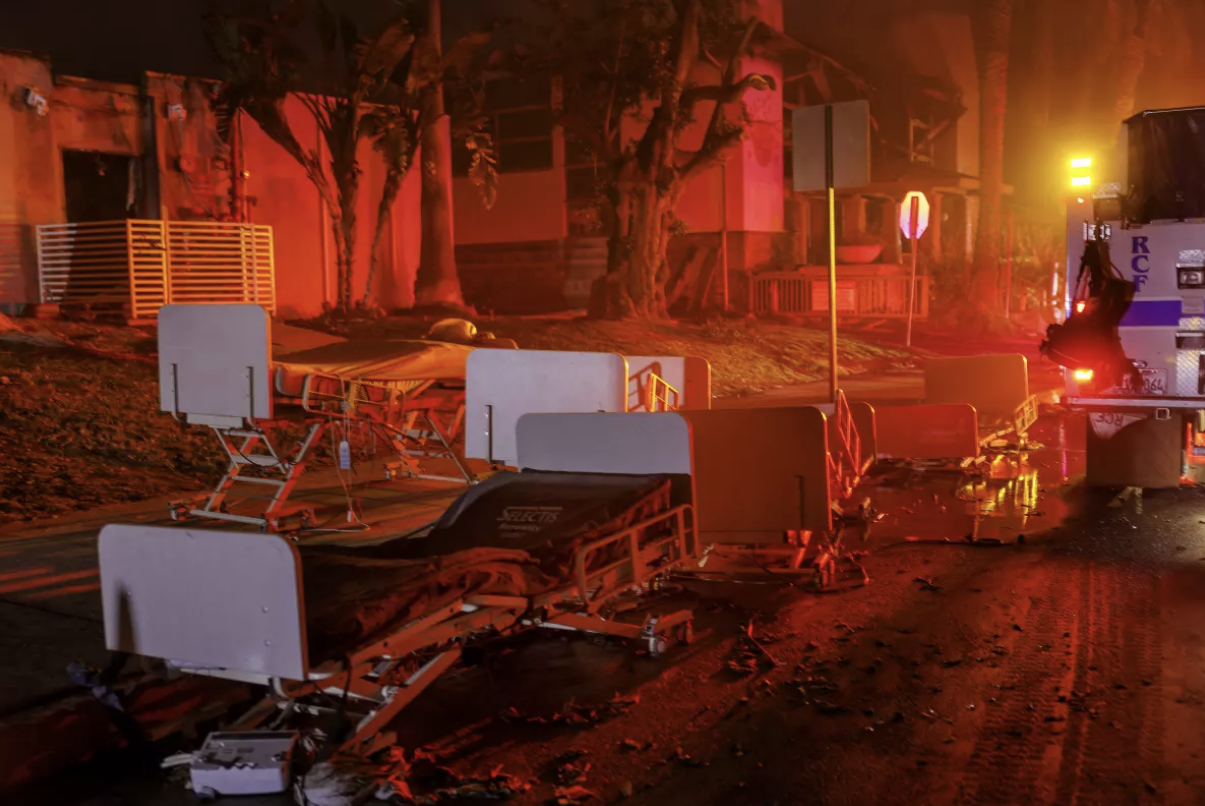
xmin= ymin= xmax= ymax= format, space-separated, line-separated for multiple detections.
xmin=625 ymin=355 xmax=712 ymax=411
xmin=516 ymin=412 xmax=693 ymax=475
xmin=99 ymin=524 xmax=308 ymax=680
xmin=159 ymin=304 xmax=273 ymax=422
xmin=465 ymin=350 xmax=630 ymax=465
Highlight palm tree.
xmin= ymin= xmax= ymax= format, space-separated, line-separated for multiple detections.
xmin=413 ymin=0 xmax=462 ymax=308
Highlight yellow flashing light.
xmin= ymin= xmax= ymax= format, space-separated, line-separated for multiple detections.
xmin=1073 ymin=368 xmax=1094 ymax=383
xmin=1071 ymin=176 xmax=1093 ymax=188
xmin=1070 ymin=157 xmax=1092 ymax=169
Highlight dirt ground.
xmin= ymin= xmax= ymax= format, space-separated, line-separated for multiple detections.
xmin=15 ymin=413 xmax=1205 ymax=806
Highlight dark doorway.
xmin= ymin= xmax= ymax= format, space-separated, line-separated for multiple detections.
xmin=62 ymin=150 xmax=139 ymax=222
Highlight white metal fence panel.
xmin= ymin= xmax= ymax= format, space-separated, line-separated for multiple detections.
xmin=36 ymin=219 xmax=276 ymax=319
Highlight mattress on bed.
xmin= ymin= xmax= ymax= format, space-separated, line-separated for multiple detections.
xmin=272 ymin=340 xmax=472 ymax=397
xmin=300 ymin=472 xmax=673 ymax=662
xmin=389 ymin=472 xmax=672 ymax=568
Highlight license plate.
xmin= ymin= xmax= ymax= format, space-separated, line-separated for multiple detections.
xmin=1116 ymin=368 xmax=1167 ymax=396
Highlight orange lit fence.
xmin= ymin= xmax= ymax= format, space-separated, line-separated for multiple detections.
xmin=752 ymin=271 xmax=930 ymax=319
xmin=36 ymin=220 xmax=276 ymax=321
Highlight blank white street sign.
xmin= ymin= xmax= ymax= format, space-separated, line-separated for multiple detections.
xmin=792 ymin=100 xmax=872 ymax=192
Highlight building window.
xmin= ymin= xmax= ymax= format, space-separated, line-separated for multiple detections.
xmin=452 ymin=77 xmax=554 ymax=176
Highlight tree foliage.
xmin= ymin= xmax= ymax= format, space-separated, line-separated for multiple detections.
xmin=203 ymin=0 xmax=497 ymax=312
xmin=520 ymin=0 xmax=775 ymax=319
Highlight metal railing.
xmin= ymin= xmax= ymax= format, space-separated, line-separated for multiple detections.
xmin=826 ymin=390 xmax=863 ymax=501
xmin=752 ymin=271 xmax=930 ymax=319
xmin=36 ymin=220 xmax=276 ymax=321
xmin=630 ymin=362 xmax=681 ymax=412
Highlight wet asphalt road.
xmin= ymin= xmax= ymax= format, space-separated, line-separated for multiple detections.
xmin=13 ymin=410 xmax=1205 ymax=806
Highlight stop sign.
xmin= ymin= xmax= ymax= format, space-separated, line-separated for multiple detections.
xmin=899 ymin=191 xmax=930 ymax=239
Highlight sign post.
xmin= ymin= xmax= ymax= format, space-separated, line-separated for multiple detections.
xmin=792 ymin=100 xmax=871 ymax=403
xmin=824 ymin=106 xmax=838 ymax=403
xmin=899 ymin=191 xmax=929 ymax=348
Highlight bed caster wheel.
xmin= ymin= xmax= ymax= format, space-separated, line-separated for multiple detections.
xmin=648 ymin=634 xmax=670 ymax=657
xmin=676 ymin=621 xmax=694 ymax=646
xmin=299 ymin=510 xmax=316 ymax=530
xmin=194 ymin=787 xmax=218 ymax=801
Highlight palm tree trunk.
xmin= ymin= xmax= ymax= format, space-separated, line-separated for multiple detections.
xmin=413 ymin=0 xmax=465 ymax=307
xmin=973 ymin=0 xmax=1013 ymax=311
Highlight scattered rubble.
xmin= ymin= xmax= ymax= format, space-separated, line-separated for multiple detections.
xmin=499 ymin=693 xmax=641 ymax=727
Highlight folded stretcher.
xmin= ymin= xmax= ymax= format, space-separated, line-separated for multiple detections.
xmin=158 ymin=305 xmax=515 ymax=531
xmin=100 ymin=413 xmax=701 ymax=752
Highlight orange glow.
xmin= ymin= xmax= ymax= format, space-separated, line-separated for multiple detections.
xmin=1075 ymin=300 xmax=1087 ymax=313
xmin=1073 ymin=368 xmax=1094 ymax=382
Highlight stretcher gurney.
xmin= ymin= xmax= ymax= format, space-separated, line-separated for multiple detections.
xmin=158 ymin=304 xmax=515 ymax=531
xmin=99 ymin=412 xmax=700 ymax=753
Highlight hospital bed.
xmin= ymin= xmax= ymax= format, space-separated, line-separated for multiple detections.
xmin=99 ymin=412 xmax=700 ymax=753
xmin=158 ymin=304 xmax=515 ymax=532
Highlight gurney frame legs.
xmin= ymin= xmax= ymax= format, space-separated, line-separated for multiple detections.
xmin=382 ymin=406 xmax=475 ymax=485
xmin=172 ymin=420 xmax=326 ymax=532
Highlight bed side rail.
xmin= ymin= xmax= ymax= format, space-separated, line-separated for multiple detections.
xmin=98 ymin=524 xmax=309 ymax=680
xmin=569 ymin=504 xmax=697 ymax=613
xmin=626 ymin=355 xmax=712 ymax=411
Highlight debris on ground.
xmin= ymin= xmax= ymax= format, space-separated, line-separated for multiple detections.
xmin=914 ymin=576 xmax=941 ymax=592
xmin=549 ymin=785 xmax=597 ymax=804
xmin=500 ymin=693 xmax=641 ymax=727
xmin=728 ymin=620 xmax=783 ymax=675
xmin=549 ymin=750 xmax=591 ymax=787
xmin=403 ymin=764 xmax=531 ymax=805
xmin=673 ymin=746 xmax=706 ymax=767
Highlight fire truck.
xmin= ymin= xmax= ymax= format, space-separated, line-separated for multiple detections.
xmin=1045 ymin=106 xmax=1205 ymax=488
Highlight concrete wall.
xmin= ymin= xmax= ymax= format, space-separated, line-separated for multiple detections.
xmin=0 ymin=52 xmax=147 ymax=312
xmin=0 ymin=50 xmax=420 ymax=318
xmin=146 ymin=73 xmax=231 ymax=221
xmin=454 ymin=168 xmax=566 ymax=245
xmin=0 ymin=51 xmax=55 ymax=309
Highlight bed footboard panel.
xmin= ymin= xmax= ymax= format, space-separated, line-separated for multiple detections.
xmin=98 ymin=524 xmax=308 ymax=680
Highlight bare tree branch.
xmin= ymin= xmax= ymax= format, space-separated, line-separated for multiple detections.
xmin=680 ymin=72 xmax=775 ymax=115
xmin=679 ymin=126 xmax=744 ymax=182
xmin=698 ymin=16 xmax=761 ymax=146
